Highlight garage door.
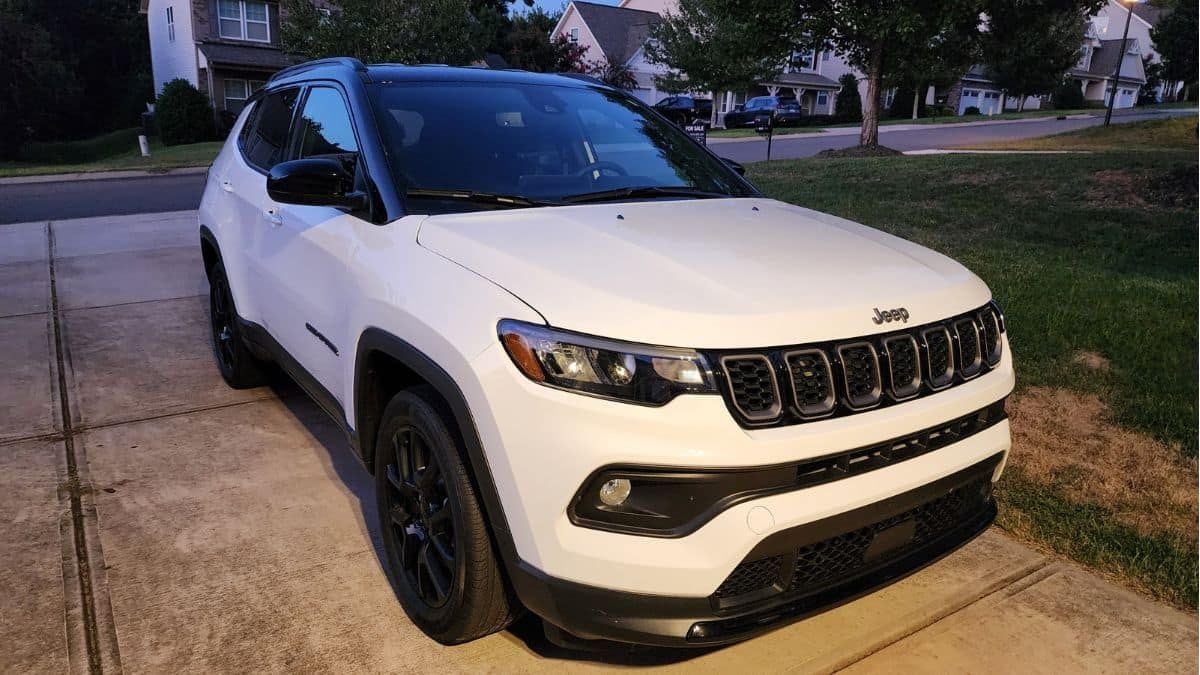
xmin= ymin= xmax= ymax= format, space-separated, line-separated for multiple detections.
xmin=958 ymin=89 xmax=982 ymax=114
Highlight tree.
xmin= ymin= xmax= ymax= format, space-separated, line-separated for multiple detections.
xmin=980 ymin=1 xmax=1100 ymax=112
xmin=1152 ymin=1 xmax=1198 ymax=100
xmin=885 ymin=17 xmax=981 ymax=120
xmin=155 ymin=79 xmax=214 ymax=146
xmin=282 ymin=0 xmax=482 ymax=65
xmin=646 ymin=0 xmax=803 ymax=126
xmin=1140 ymin=56 xmax=1164 ymax=104
xmin=502 ymin=8 xmax=589 ymax=73
xmin=834 ymin=73 xmax=862 ymax=121
xmin=591 ymin=61 xmax=638 ymax=90
xmin=1053 ymin=76 xmax=1086 ymax=108
xmin=801 ymin=1 xmax=986 ymax=147
xmin=0 ymin=0 xmax=79 ymax=158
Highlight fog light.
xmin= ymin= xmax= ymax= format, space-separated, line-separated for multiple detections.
xmin=598 ymin=478 xmax=632 ymax=507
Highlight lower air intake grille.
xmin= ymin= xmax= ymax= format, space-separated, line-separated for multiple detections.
xmin=712 ymin=475 xmax=992 ymax=608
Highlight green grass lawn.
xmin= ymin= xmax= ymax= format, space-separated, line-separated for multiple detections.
xmin=974 ymin=115 xmax=1197 ymax=151
xmin=0 ymin=134 xmax=222 ymax=178
xmin=748 ymin=118 xmax=1198 ymax=607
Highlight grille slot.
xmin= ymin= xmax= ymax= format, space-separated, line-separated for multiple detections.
xmin=883 ymin=335 xmax=921 ymax=400
xmin=921 ymin=326 xmax=955 ymax=390
xmin=836 ymin=342 xmax=881 ymax=409
xmin=954 ymin=318 xmax=982 ymax=378
xmin=979 ymin=308 xmax=1003 ymax=366
xmin=785 ymin=349 xmax=835 ymax=418
xmin=721 ymin=355 xmax=781 ymax=421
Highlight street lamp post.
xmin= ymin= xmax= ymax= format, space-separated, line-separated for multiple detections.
xmin=1103 ymin=0 xmax=1136 ymax=126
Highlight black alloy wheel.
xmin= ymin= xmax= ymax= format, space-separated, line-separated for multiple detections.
xmin=207 ymin=262 xmax=267 ymax=389
xmin=383 ymin=425 xmax=456 ymax=608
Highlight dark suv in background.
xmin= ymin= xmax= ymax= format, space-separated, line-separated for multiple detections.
xmin=653 ymin=95 xmax=714 ymax=126
xmin=722 ymin=96 xmax=804 ymax=128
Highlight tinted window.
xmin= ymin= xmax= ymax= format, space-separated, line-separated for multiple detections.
xmin=370 ymin=82 xmax=752 ymax=209
xmin=295 ymin=87 xmax=359 ymax=159
xmin=241 ymin=88 xmax=299 ymax=171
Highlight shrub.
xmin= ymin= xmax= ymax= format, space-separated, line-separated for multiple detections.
xmin=835 ymin=73 xmax=862 ymax=121
xmin=963 ymin=106 xmax=982 ymax=115
xmin=1053 ymin=78 xmax=1086 ymax=109
xmin=19 ymin=127 xmax=142 ymax=164
xmin=156 ymin=79 xmax=214 ymax=146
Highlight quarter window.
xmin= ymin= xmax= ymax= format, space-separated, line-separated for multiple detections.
xmin=241 ymin=88 xmax=299 ymax=171
xmin=218 ymin=0 xmax=271 ymax=42
xmin=295 ymin=87 xmax=359 ymax=160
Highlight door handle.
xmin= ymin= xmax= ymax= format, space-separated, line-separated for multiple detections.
xmin=264 ymin=208 xmax=283 ymax=227
xmin=221 ymin=180 xmax=234 ymax=193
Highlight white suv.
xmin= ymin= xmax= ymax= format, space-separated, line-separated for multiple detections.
xmin=198 ymin=58 xmax=1014 ymax=648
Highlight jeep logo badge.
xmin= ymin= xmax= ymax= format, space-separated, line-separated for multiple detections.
xmin=872 ymin=307 xmax=910 ymax=324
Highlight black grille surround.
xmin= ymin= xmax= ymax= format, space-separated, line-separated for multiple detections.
xmin=707 ymin=303 xmax=1005 ymax=428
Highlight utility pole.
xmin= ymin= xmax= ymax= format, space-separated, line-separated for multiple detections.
xmin=1104 ymin=0 xmax=1136 ymax=126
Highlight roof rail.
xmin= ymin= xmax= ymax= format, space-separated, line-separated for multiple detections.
xmin=555 ymin=72 xmax=609 ymax=87
xmin=268 ymin=57 xmax=368 ymax=83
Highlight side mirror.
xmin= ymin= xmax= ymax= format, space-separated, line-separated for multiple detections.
xmin=267 ymin=158 xmax=367 ymax=210
xmin=722 ymin=157 xmax=746 ymax=176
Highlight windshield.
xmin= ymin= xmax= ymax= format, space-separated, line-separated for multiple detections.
xmin=368 ymin=81 xmax=754 ymax=212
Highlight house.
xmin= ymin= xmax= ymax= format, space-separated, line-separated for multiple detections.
xmin=140 ymin=0 xmax=296 ymax=122
xmin=551 ymin=0 xmax=851 ymax=123
xmin=1086 ymin=0 xmax=1176 ymax=101
xmin=1070 ymin=25 xmax=1147 ymax=108
xmin=550 ymin=1 xmax=665 ymax=104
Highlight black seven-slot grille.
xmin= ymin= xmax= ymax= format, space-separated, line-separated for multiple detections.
xmin=711 ymin=474 xmax=992 ymax=607
xmin=710 ymin=303 xmax=1004 ymax=428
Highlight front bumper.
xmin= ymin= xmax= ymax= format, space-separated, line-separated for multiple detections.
xmin=512 ymin=452 xmax=1000 ymax=647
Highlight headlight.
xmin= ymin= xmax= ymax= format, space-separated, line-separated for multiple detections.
xmin=497 ymin=320 xmax=716 ymax=405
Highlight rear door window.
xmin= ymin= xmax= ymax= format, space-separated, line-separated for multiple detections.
xmin=240 ymin=88 xmax=300 ymax=171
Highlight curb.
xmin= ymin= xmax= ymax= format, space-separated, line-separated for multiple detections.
xmin=0 ymin=165 xmax=209 ymax=186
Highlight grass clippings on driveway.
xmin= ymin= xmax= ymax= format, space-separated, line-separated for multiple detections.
xmin=748 ymin=118 xmax=1199 ymax=608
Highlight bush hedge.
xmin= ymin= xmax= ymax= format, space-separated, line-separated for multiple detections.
xmin=156 ymin=78 xmax=214 ymax=146
xmin=963 ymin=106 xmax=982 ymax=115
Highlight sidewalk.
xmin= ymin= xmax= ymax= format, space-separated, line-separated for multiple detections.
xmin=0 ymin=165 xmax=209 ymax=186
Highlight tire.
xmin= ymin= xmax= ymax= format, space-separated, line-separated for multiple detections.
xmin=208 ymin=261 xmax=268 ymax=389
xmin=374 ymin=386 xmax=516 ymax=644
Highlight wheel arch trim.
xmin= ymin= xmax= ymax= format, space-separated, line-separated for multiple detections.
xmin=353 ymin=328 xmax=523 ymax=577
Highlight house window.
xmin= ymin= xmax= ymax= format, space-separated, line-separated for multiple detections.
xmin=166 ymin=6 xmax=175 ymax=42
xmin=822 ymin=51 xmax=830 ymax=61
xmin=790 ymin=48 xmax=815 ymax=71
xmin=816 ymin=91 xmax=828 ymax=107
xmin=568 ymin=27 xmax=579 ymax=44
xmin=219 ymin=0 xmax=271 ymax=42
xmin=224 ymin=79 xmax=266 ymax=113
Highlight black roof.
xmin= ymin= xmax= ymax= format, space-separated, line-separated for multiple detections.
xmin=267 ymin=58 xmax=609 ymax=90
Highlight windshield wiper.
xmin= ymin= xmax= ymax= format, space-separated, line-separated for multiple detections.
xmin=404 ymin=188 xmax=556 ymax=208
xmin=560 ymin=186 xmax=730 ymax=204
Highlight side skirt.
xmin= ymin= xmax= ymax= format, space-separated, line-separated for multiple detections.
xmin=237 ymin=317 xmax=362 ymax=459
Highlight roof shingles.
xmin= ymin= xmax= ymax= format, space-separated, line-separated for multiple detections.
xmin=572 ymin=1 xmax=661 ymax=65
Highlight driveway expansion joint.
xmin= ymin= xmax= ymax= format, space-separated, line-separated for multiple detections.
xmin=48 ymin=223 xmax=122 ymax=675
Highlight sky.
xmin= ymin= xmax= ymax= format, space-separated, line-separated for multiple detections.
xmin=526 ymin=0 xmax=617 ymax=14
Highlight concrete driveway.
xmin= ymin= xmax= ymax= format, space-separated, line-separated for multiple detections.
xmin=1 ymin=211 xmax=1195 ymax=674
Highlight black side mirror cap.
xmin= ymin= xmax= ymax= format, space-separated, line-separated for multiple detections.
xmin=722 ymin=158 xmax=746 ymax=176
xmin=267 ymin=157 xmax=368 ymax=210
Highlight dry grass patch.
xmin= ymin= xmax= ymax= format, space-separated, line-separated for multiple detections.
xmin=1087 ymin=169 xmax=1148 ymax=208
xmin=1071 ymin=350 xmax=1111 ymax=372
xmin=1008 ymin=387 xmax=1198 ymax=543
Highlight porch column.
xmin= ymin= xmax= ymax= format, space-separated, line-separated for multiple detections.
xmin=766 ymin=85 xmax=780 ymax=96
xmin=791 ymin=87 xmax=805 ymax=111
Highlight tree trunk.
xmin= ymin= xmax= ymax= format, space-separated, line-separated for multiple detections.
xmin=1017 ymin=95 xmax=1026 ymax=112
xmin=710 ymin=90 xmax=720 ymax=128
xmin=911 ymin=85 xmax=920 ymax=120
xmin=860 ymin=45 xmax=883 ymax=147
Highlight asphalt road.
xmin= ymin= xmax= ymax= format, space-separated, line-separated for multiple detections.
xmin=0 ymin=109 xmax=1191 ymax=224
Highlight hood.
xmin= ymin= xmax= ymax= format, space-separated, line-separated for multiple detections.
xmin=416 ymin=198 xmax=991 ymax=348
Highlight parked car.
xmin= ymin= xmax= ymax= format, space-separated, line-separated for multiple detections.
xmin=723 ymin=96 xmax=803 ymax=128
xmin=200 ymin=58 xmax=1014 ymax=649
xmin=653 ymin=95 xmax=714 ymax=126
